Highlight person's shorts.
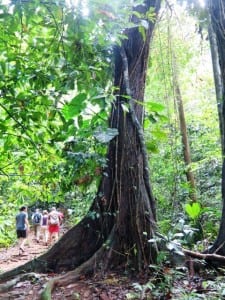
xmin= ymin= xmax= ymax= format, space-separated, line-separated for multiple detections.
xmin=48 ymin=224 xmax=60 ymax=234
xmin=16 ymin=229 xmax=27 ymax=238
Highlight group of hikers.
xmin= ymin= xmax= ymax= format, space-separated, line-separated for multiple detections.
xmin=15 ymin=206 xmax=64 ymax=255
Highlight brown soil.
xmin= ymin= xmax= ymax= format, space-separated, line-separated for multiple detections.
xmin=0 ymin=232 xmax=48 ymax=273
xmin=0 ymin=232 xmax=221 ymax=299
xmin=0 ymin=236 xmax=217 ymax=300
xmin=0 ymin=232 xmax=138 ymax=299
xmin=0 ymin=272 xmax=136 ymax=300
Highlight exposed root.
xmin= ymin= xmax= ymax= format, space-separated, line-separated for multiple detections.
xmin=39 ymin=277 xmax=58 ymax=300
xmin=183 ymin=248 xmax=225 ymax=263
xmin=40 ymin=227 xmax=117 ymax=300
xmin=0 ymin=256 xmax=47 ymax=283
xmin=40 ymin=242 xmax=110 ymax=300
xmin=0 ymin=272 xmax=41 ymax=293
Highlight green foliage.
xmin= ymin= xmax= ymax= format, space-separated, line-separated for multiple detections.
xmin=94 ymin=128 xmax=119 ymax=143
xmin=0 ymin=1 xmax=114 ymax=246
xmin=0 ymin=0 xmax=138 ymax=245
xmin=146 ymin=2 xmax=221 ymax=246
xmin=62 ymin=93 xmax=87 ymax=120
xmin=126 ymin=281 xmax=155 ymax=299
xmin=185 ymin=202 xmax=201 ymax=219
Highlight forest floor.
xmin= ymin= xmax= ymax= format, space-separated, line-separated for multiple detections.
xmin=0 ymin=231 xmax=142 ymax=299
xmin=0 ymin=232 xmax=225 ymax=299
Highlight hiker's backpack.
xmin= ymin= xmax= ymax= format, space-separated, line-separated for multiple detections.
xmin=42 ymin=215 xmax=48 ymax=226
xmin=33 ymin=213 xmax=41 ymax=224
xmin=49 ymin=213 xmax=59 ymax=225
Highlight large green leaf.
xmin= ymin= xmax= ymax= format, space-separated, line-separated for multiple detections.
xmin=94 ymin=128 xmax=119 ymax=143
xmin=62 ymin=93 xmax=87 ymax=120
xmin=147 ymin=101 xmax=165 ymax=112
xmin=185 ymin=202 xmax=201 ymax=219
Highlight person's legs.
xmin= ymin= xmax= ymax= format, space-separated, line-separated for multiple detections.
xmin=48 ymin=226 xmax=53 ymax=245
xmin=26 ymin=230 xmax=31 ymax=247
xmin=50 ymin=233 xmax=54 ymax=245
xmin=34 ymin=224 xmax=37 ymax=240
xmin=20 ymin=237 xmax=27 ymax=250
xmin=18 ymin=237 xmax=23 ymax=250
xmin=52 ymin=225 xmax=59 ymax=243
xmin=43 ymin=226 xmax=48 ymax=245
xmin=53 ymin=232 xmax=59 ymax=242
xmin=17 ymin=230 xmax=27 ymax=254
xmin=48 ymin=225 xmax=60 ymax=245
xmin=55 ymin=228 xmax=59 ymax=242
xmin=36 ymin=225 xmax=40 ymax=242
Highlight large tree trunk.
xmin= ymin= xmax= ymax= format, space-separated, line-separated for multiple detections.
xmin=208 ymin=18 xmax=224 ymax=154
xmin=0 ymin=0 xmax=161 ymax=282
xmin=206 ymin=0 xmax=225 ymax=257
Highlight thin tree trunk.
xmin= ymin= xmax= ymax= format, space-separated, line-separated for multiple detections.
xmin=173 ymin=57 xmax=197 ymax=201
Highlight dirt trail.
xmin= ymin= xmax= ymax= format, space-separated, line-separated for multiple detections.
xmin=0 ymin=231 xmax=135 ymax=299
xmin=0 ymin=232 xmax=49 ymax=273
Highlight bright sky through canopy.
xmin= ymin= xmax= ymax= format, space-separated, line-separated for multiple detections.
xmin=65 ymin=0 xmax=89 ymax=16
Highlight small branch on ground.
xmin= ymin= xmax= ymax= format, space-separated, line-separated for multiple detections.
xmin=183 ymin=248 xmax=225 ymax=263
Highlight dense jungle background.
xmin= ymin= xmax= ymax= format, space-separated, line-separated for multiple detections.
xmin=0 ymin=0 xmax=225 ymax=299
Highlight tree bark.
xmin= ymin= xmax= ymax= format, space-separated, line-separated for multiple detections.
xmin=0 ymin=0 xmax=161 ymax=282
xmin=208 ymin=17 xmax=224 ymax=154
xmin=206 ymin=0 xmax=225 ymax=257
xmin=173 ymin=58 xmax=197 ymax=201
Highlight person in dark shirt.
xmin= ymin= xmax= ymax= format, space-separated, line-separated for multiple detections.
xmin=31 ymin=208 xmax=42 ymax=243
xmin=16 ymin=206 xmax=30 ymax=255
